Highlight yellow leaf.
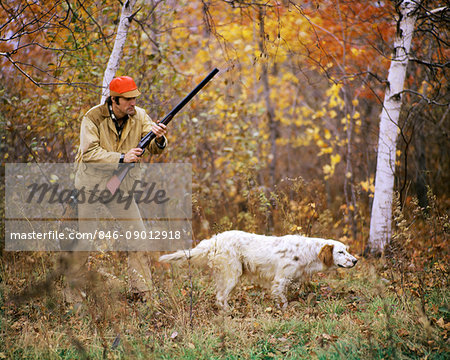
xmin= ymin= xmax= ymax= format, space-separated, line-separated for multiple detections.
xmin=317 ymin=139 xmax=326 ymax=148
xmin=331 ymin=154 xmax=341 ymax=166
xmin=323 ymin=164 xmax=332 ymax=174
xmin=250 ymin=156 xmax=258 ymax=165
xmin=214 ymin=157 xmax=227 ymax=168
xmin=326 ymin=83 xmax=342 ymax=97
xmin=360 ymin=180 xmax=369 ymax=192
xmin=318 ymin=147 xmax=333 ymax=156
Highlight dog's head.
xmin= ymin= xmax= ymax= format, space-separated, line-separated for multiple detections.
xmin=318 ymin=242 xmax=358 ymax=269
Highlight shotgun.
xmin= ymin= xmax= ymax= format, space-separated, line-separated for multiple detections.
xmin=106 ymin=68 xmax=219 ymax=194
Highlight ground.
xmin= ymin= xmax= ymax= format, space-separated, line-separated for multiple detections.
xmin=1 ymin=252 xmax=448 ymax=359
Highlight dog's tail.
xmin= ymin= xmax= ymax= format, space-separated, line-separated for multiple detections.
xmin=158 ymin=238 xmax=213 ymax=266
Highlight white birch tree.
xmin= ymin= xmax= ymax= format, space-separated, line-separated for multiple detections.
xmin=368 ymin=0 xmax=419 ymax=254
xmin=101 ymin=0 xmax=138 ymax=103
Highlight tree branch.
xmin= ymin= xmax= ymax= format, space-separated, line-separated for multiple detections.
xmin=410 ymin=58 xmax=450 ymax=69
xmin=75 ymin=0 xmax=112 ymax=52
xmin=399 ymin=89 xmax=448 ymax=106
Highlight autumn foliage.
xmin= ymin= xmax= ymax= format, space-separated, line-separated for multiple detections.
xmin=0 ymin=0 xmax=448 ymax=358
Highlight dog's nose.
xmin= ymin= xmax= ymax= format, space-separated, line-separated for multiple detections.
xmin=352 ymin=258 xmax=358 ymax=265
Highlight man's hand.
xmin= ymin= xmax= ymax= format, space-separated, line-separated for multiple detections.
xmin=152 ymin=122 xmax=167 ymax=141
xmin=124 ymin=148 xmax=143 ymax=163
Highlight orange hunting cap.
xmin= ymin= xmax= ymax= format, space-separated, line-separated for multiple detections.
xmin=109 ymin=76 xmax=141 ymax=98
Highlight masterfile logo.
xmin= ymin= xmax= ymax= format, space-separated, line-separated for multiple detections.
xmin=26 ymin=180 xmax=170 ymax=210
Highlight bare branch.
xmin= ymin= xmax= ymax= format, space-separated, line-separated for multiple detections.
xmin=410 ymin=58 xmax=450 ymax=69
xmin=2 ymin=52 xmax=101 ymax=92
xmin=75 ymin=0 xmax=112 ymax=52
xmin=399 ymin=89 xmax=448 ymax=106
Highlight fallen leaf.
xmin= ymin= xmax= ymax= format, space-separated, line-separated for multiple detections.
xmin=321 ymin=333 xmax=338 ymax=342
xmin=435 ymin=317 xmax=445 ymax=329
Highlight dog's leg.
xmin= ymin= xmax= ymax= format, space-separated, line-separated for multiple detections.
xmin=213 ymin=257 xmax=242 ymax=310
xmin=270 ymin=278 xmax=289 ymax=309
xmin=215 ymin=279 xmax=235 ymax=310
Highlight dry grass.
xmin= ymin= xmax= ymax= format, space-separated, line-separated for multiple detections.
xmin=1 ymin=251 xmax=448 ymax=359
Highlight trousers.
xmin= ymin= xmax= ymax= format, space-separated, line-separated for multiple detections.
xmin=62 ymin=190 xmax=154 ymax=301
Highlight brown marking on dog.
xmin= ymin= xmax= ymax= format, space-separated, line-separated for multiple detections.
xmin=318 ymin=244 xmax=334 ymax=268
xmin=276 ymin=249 xmax=288 ymax=254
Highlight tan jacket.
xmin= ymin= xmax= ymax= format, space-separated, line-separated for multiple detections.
xmin=75 ymin=102 xmax=167 ymax=190
xmin=75 ymin=102 xmax=165 ymax=163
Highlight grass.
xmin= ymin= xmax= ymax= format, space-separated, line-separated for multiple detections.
xmin=1 ymin=252 xmax=448 ymax=360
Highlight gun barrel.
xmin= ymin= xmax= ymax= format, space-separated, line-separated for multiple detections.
xmin=161 ymin=68 xmax=219 ymax=125
xmin=138 ymin=68 xmax=219 ymax=150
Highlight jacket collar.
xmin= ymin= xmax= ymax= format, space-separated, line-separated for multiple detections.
xmin=100 ymin=102 xmax=136 ymax=147
xmin=99 ymin=103 xmax=118 ymax=137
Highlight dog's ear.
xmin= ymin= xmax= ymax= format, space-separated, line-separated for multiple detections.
xmin=319 ymin=244 xmax=334 ymax=267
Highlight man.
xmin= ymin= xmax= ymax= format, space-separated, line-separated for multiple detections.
xmin=65 ymin=76 xmax=167 ymax=302
xmin=76 ymin=75 xmax=167 ymax=164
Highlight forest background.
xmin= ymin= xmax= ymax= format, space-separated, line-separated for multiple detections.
xmin=0 ymin=0 xmax=449 ymax=359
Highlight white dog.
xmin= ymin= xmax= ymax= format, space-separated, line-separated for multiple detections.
xmin=159 ymin=230 xmax=357 ymax=310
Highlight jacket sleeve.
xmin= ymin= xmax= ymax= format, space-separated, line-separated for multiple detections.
xmin=78 ymin=116 xmax=122 ymax=163
xmin=142 ymin=113 xmax=167 ymax=155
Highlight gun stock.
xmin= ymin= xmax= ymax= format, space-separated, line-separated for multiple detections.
xmin=106 ymin=68 xmax=219 ymax=194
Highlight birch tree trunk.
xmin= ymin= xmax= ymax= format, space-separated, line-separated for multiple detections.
xmin=101 ymin=0 xmax=138 ymax=103
xmin=368 ymin=0 xmax=419 ymax=254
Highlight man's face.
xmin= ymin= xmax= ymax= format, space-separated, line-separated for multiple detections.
xmin=114 ymin=97 xmax=137 ymax=117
